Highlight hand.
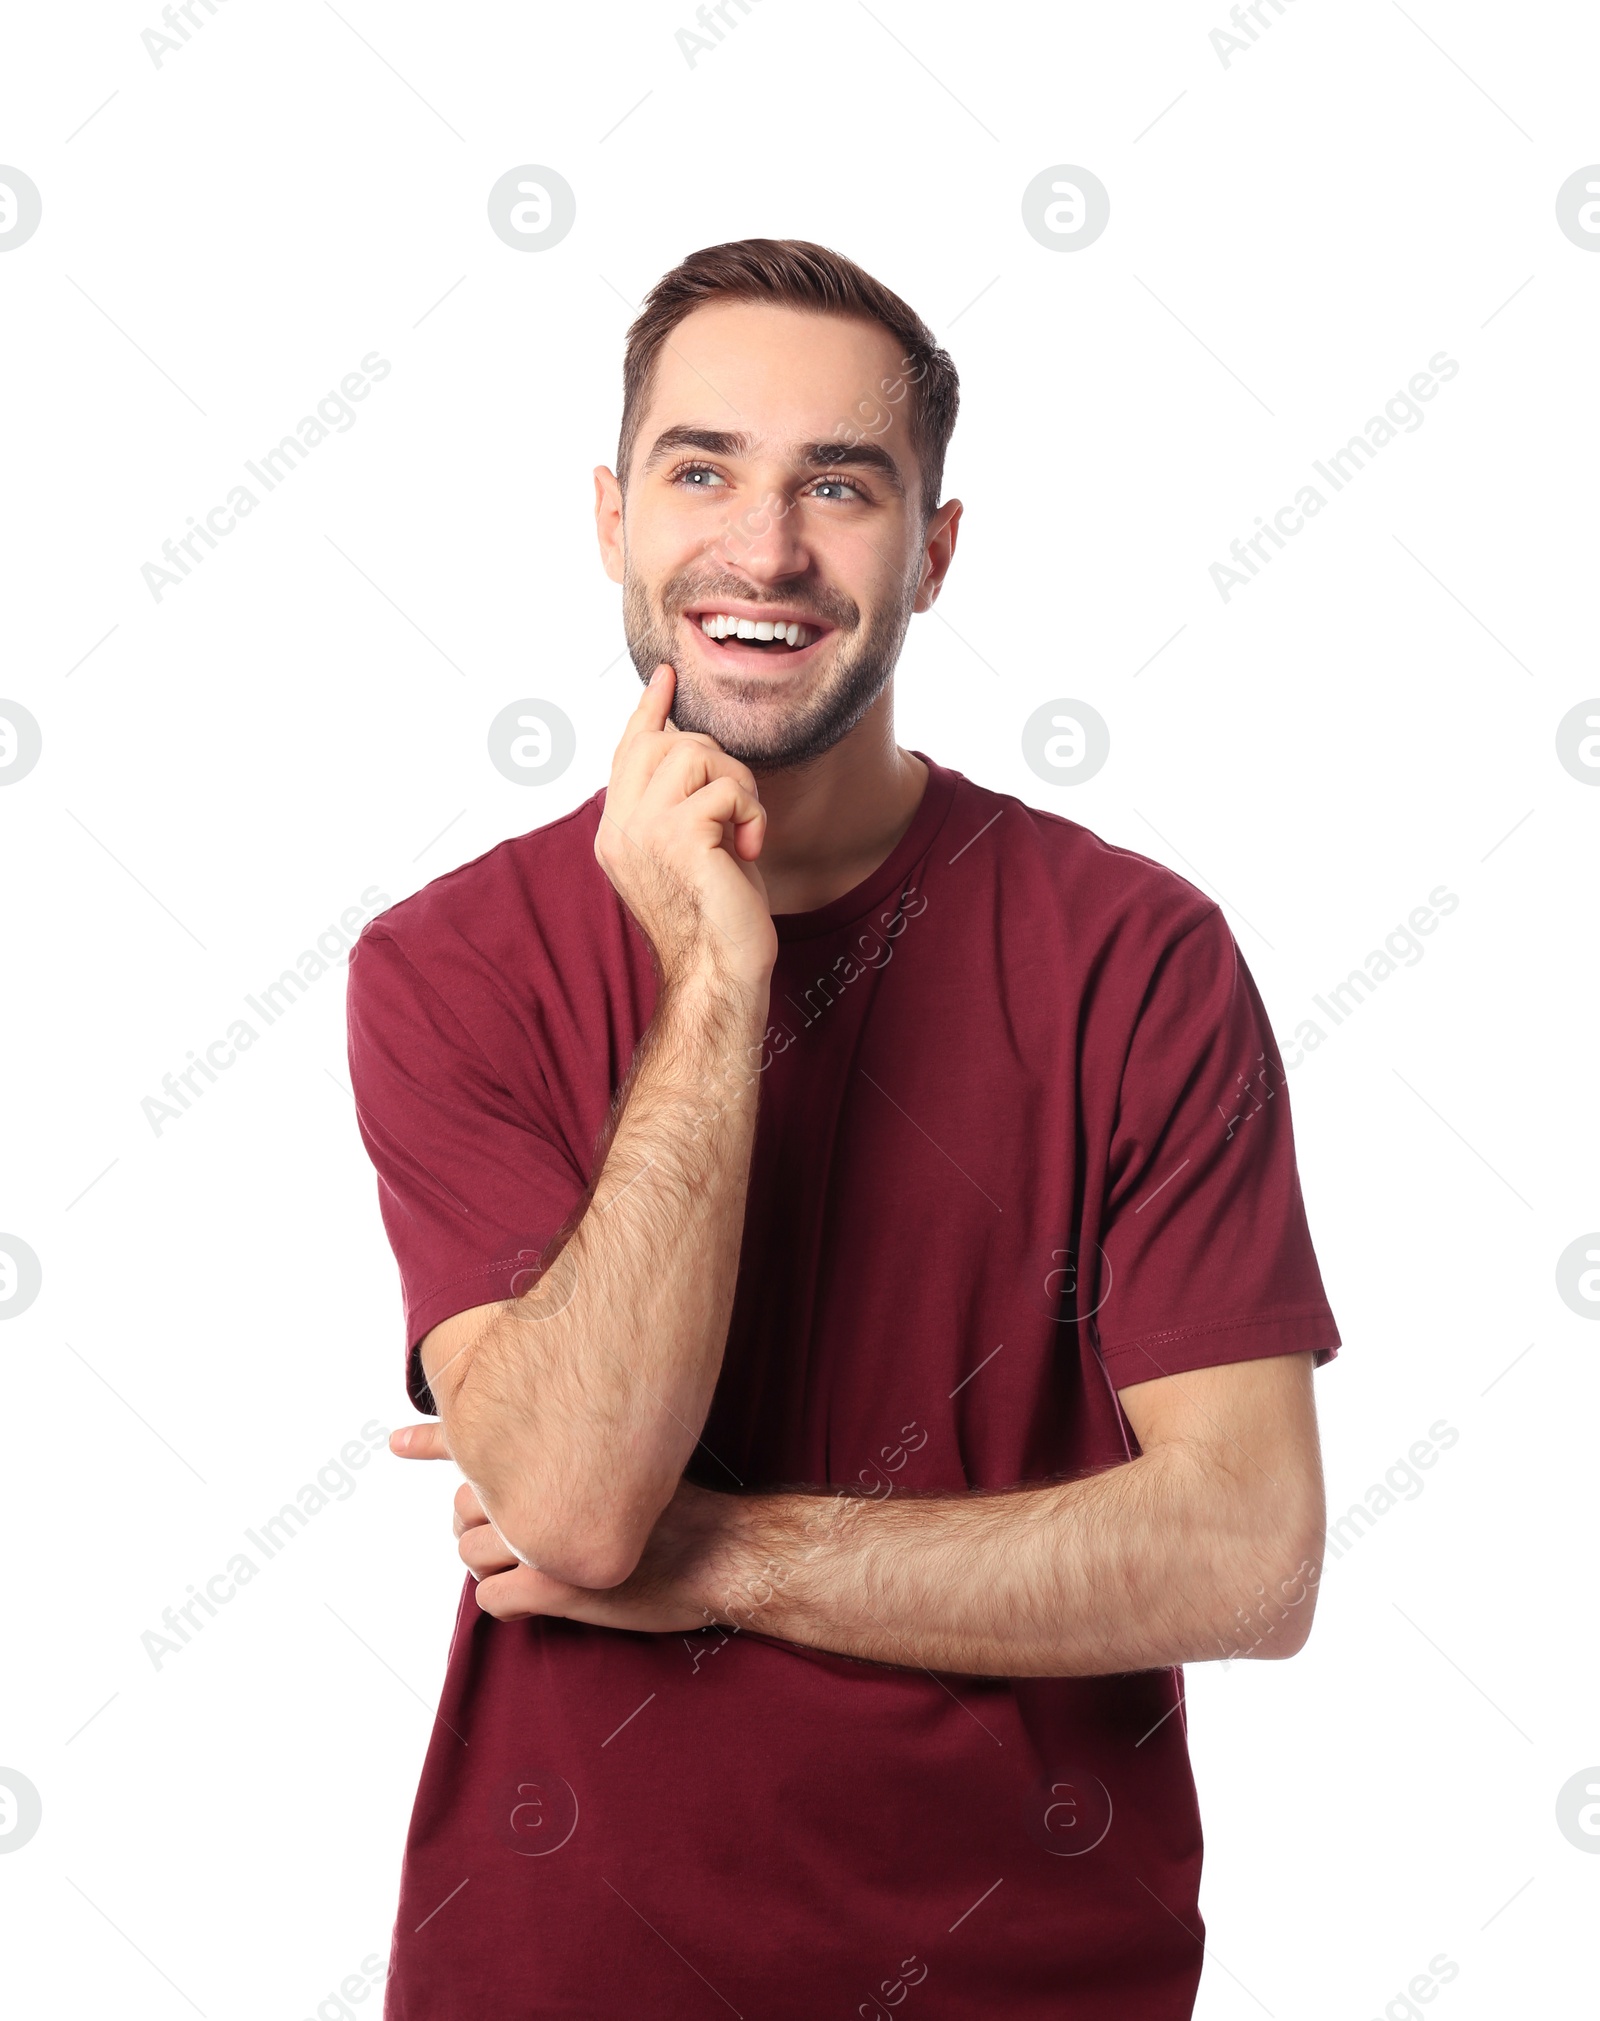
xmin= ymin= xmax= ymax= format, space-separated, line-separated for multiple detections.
xmin=392 ymin=1420 xmax=737 ymax=1632
xmin=594 ymin=664 xmax=777 ymax=992
xmin=456 ymin=1477 xmax=731 ymax=1632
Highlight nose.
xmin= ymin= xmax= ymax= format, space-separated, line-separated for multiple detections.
xmin=707 ymin=472 xmax=813 ymax=585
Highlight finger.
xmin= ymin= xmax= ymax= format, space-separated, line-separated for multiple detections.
xmin=452 ymin=1478 xmax=489 ymax=1537
xmin=617 ymin=725 xmax=733 ymax=794
xmin=609 ymin=676 xmax=690 ymax=803
xmin=617 ymin=716 xmax=729 ymax=786
xmin=681 ymin=774 xmax=767 ymax=841
xmin=625 ymin=664 xmax=675 ymax=742
xmin=606 ymin=747 xmax=761 ymax=871
xmin=638 ymin=741 xmax=761 ymax=824
xmin=391 ymin=1422 xmax=452 ymax=1461
xmin=474 ymin=1565 xmax=569 ymax=1621
xmin=459 ymin=1523 xmax=520 ymax=1577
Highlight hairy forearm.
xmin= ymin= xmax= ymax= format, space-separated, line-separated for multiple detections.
xmin=441 ymin=969 xmax=769 ymax=1586
xmin=702 ymin=1448 xmax=1324 ymax=1677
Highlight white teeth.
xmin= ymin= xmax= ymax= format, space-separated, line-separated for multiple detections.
xmin=696 ymin=613 xmax=814 ymax=647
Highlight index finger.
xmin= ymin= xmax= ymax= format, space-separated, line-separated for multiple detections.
xmin=623 ymin=663 xmax=676 ymax=744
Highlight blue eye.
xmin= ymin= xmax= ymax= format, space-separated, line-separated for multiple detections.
xmin=810 ymin=477 xmax=866 ymax=502
xmin=672 ymin=462 xmax=727 ymax=488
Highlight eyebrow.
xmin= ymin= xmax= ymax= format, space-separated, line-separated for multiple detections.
xmin=640 ymin=425 xmax=907 ymax=498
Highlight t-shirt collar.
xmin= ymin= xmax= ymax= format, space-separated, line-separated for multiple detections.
xmin=772 ymin=752 xmax=959 ymax=945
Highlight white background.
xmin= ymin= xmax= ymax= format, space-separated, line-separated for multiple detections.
xmin=2 ymin=1 xmax=1596 ymax=2015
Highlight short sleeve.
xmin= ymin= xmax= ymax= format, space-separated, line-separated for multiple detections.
xmin=345 ymin=925 xmax=590 ymax=1407
xmin=1091 ymin=904 xmax=1340 ymax=1391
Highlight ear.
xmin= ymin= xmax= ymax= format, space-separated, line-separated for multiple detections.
xmin=913 ymin=497 xmax=963 ymax=613
xmin=594 ymin=465 xmax=625 ymax=586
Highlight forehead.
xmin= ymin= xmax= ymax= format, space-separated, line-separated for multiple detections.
xmin=635 ymin=300 xmax=912 ymax=460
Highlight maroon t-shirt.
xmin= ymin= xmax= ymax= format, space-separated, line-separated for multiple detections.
xmin=346 ymin=755 xmax=1339 ymax=2020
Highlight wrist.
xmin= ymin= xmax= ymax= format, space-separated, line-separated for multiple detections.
xmin=700 ymin=1492 xmax=829 ymax=1636
xmin=659 ymin=961 xmax=772 ymax=1049
xmin=662 ymin=939 xmax=773 ymax=1008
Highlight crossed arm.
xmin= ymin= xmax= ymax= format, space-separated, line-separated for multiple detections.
xmin=401 ymin=1349 xmax=1326 ymax=1678
xmin=398 ymin=673 xmax=1327 ymax=1679
xmin=395 ymin=926 xmax=1327 ymax=1679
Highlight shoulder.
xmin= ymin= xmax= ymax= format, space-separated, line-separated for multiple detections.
xmin=931 ymin=760 xmax=1222 ymax=957
xmin=346 ymin=789 xmax=615 ymax=1033
xmin=356 ymin=789 xmax=607 ymax=964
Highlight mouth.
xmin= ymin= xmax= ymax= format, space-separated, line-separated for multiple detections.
xmin=680 ymin=603 xmax=836 ymax=670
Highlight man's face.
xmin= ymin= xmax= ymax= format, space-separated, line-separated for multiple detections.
xmin=596 ymin=301 xmax=958 ymax=771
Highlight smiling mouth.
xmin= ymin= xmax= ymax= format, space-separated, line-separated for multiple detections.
xmin=684 ymin=608 xmax=831 ymax=656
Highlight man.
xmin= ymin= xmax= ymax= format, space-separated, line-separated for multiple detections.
xmin=346 ymin=237 xmax=1339 ymax=2019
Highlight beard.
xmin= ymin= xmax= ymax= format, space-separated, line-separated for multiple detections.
xmin=621 ymin=558 xmax=919 ymax=772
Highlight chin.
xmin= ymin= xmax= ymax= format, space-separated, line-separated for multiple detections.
xmin=674 ymin=670 xmax=890 ymax=773
xmin=671 ymin=694 xmax=811 ymax=769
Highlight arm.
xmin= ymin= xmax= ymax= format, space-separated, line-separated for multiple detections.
xmin=447 ymin=1350 xmax=1327 ymax=1676
xmin=417 ymin=665 xmax=777 ymax=1590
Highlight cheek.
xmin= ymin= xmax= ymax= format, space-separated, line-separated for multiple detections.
xmin=627 ymin=509 xmax=715 ymax=586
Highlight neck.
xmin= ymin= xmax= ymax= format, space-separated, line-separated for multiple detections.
xmin=750 ymin=687 xmax=928 ymax=916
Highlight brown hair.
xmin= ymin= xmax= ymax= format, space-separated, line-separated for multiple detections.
xmin=617 ymin=238 xmax=959 ymax=522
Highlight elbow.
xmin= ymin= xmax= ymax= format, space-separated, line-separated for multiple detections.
xmin=442 ymin=1431 xmax=655 ymax=1597
xmin=436 ymin=1324 xmax=664 ymax=1591
xmin=1225 ymin=1463 xmax=1326 ymax=1661
xmin=1236 ymin=1541 xmax=1325 ymax=1660
xmin=1202 ymin=1489 xmax=1325 ymax=1662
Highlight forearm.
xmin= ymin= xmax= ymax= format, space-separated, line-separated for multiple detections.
xmin=703 ymin=1449 xmax=1324 ymax=1677
xmin=440 ymin=967 xmax=769 ymax=1586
